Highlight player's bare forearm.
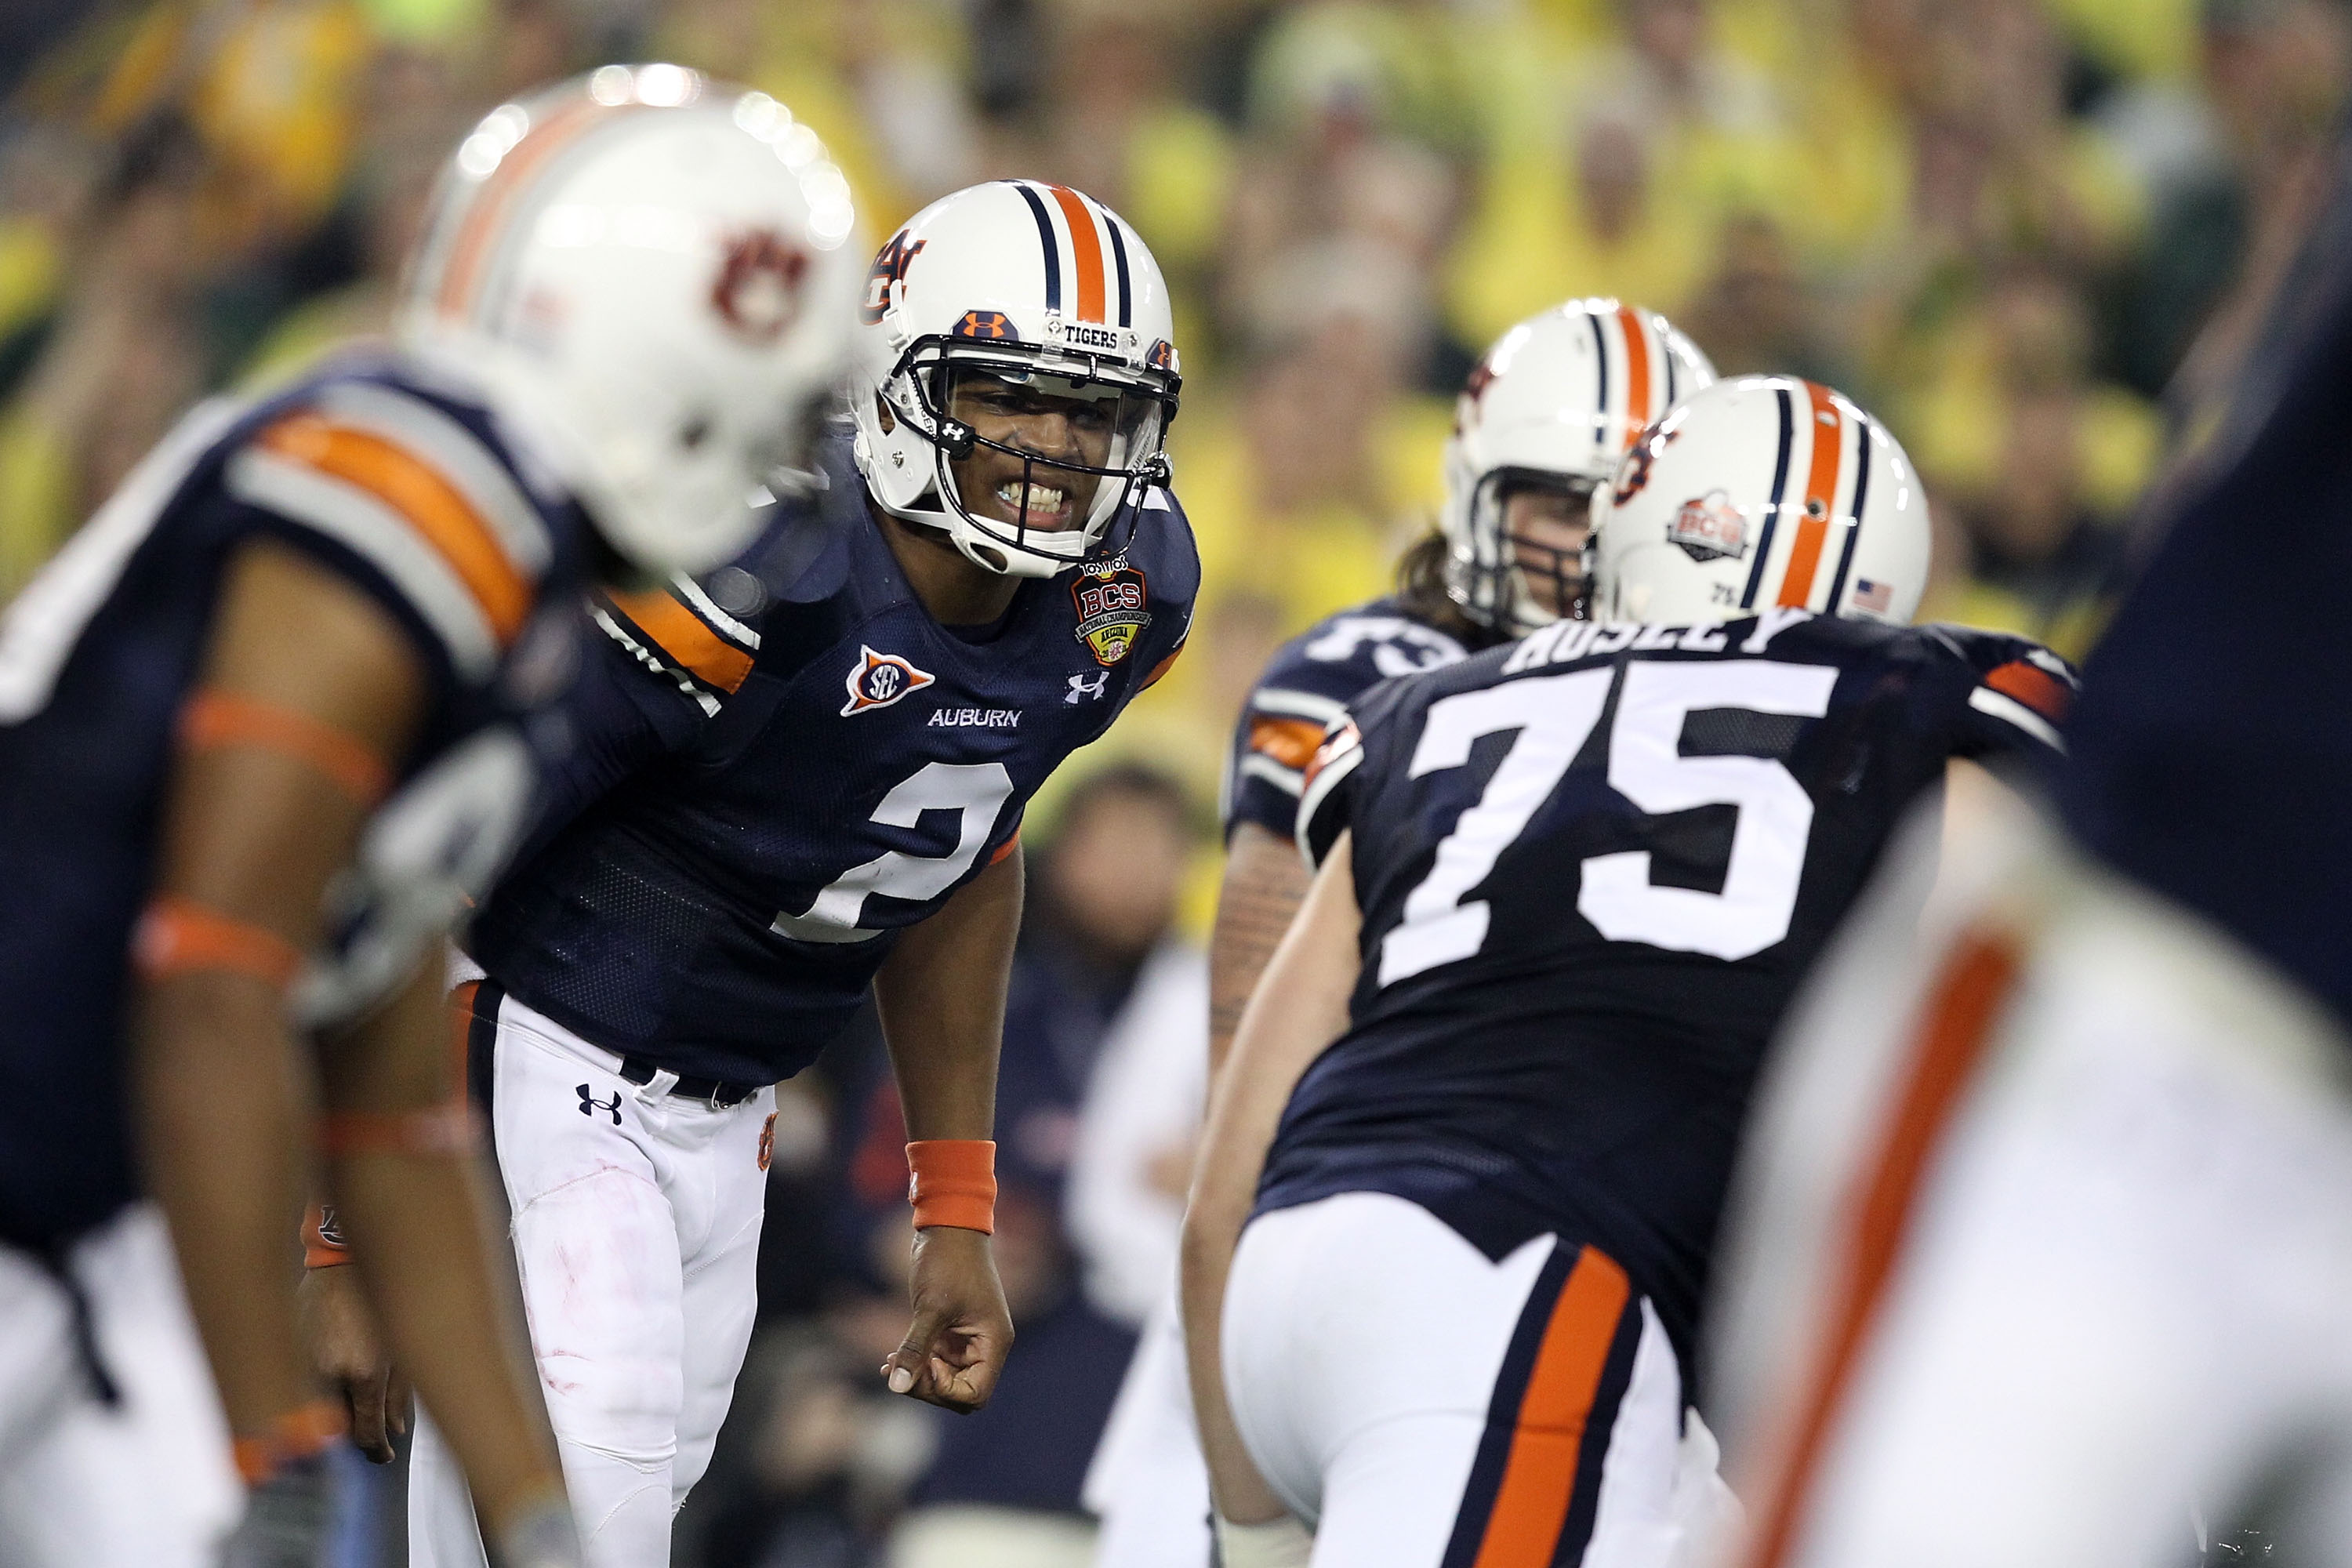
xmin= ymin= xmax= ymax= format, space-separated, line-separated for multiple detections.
xmin=873 ymin=844 xmax=1021 ymax=1412
xmin=135 ymin=542 xmax=422 ymax=1439
xmin=873 ymin=841 xmax=1022 ymax=1140
xmin=316 ymin=961 xmax=566 ymax=1533
xmin=1208 ymin=821 xmax=1315 ymax=1083
xmin=1183 ymin=834 xmax=1361 ymax=1526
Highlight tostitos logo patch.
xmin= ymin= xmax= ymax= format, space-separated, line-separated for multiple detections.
xmin=841 ymin=645 xmax=937 ymax=716
xmin=1071 ymin=561 xmax=1151 ymax=666
xmin=1667 ymin=490 xmax=1750 ymax=562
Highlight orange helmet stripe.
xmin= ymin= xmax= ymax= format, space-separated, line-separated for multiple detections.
xmin=434 ymin=95 xmax=613 ymax=321
xmin=1615 ymin=305 xmax=1652 ymax=449
xmin=1776 ymin=382 xmax=1846 ymax=609
xmin=1045 ymin=183 xmax=1107 ymax=325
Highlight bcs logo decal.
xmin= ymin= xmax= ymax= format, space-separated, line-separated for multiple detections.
xmin=1071 ymin=562 xmax=1151 ymax=667
xmin=712 ymin=229 xmax=810 ymax=344
xmin=955 ymin=310 xmax=1018 ymax=341
xmin=840 ymin=645 xmax=937 ymax=716
xmin=1667 ymin=490 xmax=1749 ymax=562
xmin=862 ymin=231 xmax=926 ymax=325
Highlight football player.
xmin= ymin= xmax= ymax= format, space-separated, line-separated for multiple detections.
xmin=372 ymin=180 xmax=1200 ymax=1567
xmin=1181 ymin=375 xmax=2077 ymax=1568
xmin=0 ymin=67 xmax=859 ymax=1568
xmin=1087 ymin=300 xmax=1713 ymax=1567
xmin=1705 ymin=160 xmax=2352 ymax=1568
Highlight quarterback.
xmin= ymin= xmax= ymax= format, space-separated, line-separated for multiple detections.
xmin=366 ymin=178 xmax=1200 ymax=1566
xmin=1184 ymin=376 xmax=2075 ymax=1567
xmin=0 ymin=66 xmax=859 ymax=1566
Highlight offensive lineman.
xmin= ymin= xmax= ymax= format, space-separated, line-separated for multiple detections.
xmin=1087 ymin=299 xmax=1713 ymax=1566
xmin=1182 ymin=376 xmax=2077 ymax=1567
xmin=369 ymin=180 xmax=1201 ymax=1566
xmin=0 ymin=67 xmax=860 ymax=1566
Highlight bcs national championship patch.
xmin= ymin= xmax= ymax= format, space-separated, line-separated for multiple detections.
xmin=841 ymin=645 xmax=937 ymax=716
xmin=1668 ymin=489 xmax=1750 ymax=562
xmin=1071 ymin=559 xmax=1151 ymax=666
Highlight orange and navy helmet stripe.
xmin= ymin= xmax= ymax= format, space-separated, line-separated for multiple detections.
xmin=1004 ymin=180 xmax=1132 ymax=328
xmin=1438 ymin=1241 xmax=1642 ymax=1568
xmin=1616 ymin=304 xmax=1653 ymax=450
xmin=1822 ymin=409 xmax=1875 ymax=612
xmin=1741 ymin=383 xmax=1802 ymax=610
xmin=1777 ymin=382 xmax=1848 ymax=609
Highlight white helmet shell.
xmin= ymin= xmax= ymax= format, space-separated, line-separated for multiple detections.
xmin=398 ymin=65 xmax=866 ymax=578
xmin=851 ymin=180 xmax=1181 ymax=578
xmin=1442 ymin=299 xmax=1715 ymax=634
xmin=1589 ymin=375 xmax=1931 ymax=628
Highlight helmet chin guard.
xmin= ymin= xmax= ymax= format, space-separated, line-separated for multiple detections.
xmin=851 ymin=182 xmax=1182 ymax=578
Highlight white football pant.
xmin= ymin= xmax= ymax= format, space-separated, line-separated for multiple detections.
xmin=409 ymin=988 xmax=772 ymax=1568
xmin=0 ymin=1203 xmax=241 ymax=1566
xmin=1710 ymin=804 xmax=2352 ymax=1568
xmin=1223 ymin=1191 xmax=1738 ymax=1568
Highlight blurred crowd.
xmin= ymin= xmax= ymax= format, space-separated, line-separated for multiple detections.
xmin=2 ymin=0 xmax=2343 ymax=1562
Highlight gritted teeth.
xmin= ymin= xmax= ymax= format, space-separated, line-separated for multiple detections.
xmin=996 ymin=481 xmax=1069 ymax=510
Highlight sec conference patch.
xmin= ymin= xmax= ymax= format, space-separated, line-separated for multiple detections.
xmin=1072 ymin=560 xmax=1151 ymax=666
xmin=841 ymin=646 xmax=937 ymax=716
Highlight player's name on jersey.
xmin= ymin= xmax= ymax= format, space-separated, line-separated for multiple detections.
xmin=1501 ymin=606 xmax=1818 ymax=674
xmin=927 ymin=706 xmax=1023 ymax=728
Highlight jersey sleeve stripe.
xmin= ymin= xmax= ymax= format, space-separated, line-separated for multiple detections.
xmin=1983 ymin=659 xmax=2071 ymax=723
xmin=314 ymin=383 xmax=552 ymax=576
xmin=1248 ymin=713 xmax=1326 ymax=771
xmin=1967 ymin=686 xmax=2066 ymax=753
xmin=252 ymin=413 xmax=532 ymax=643
xmin=225 ymin=448 xmax=499 ymax=679
xmin=590 ymin=604 xmax=720 ymax=716
xmin=1237 ymin=753 xmax=1305 ymax=797
xmin=670 ymin=572 xmax=761 ymax=650
xmin=1294 ymin=735 xmax=1363 ymax=869
xmin=1250 ymin=686 xmax=1348 ymax=724
xmin=1141 ymin=644 xmax=1182 ymax=691
xmin=603 ymin=586 xmax=755 ymax=694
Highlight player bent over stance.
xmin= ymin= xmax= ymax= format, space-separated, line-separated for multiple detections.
xmin=1183 ymin=376 xmax=2076 ymax=1567
xmin=0 ymin=67 xmax=858 ymax=1566
xmin=1089 ymin=299 xmax=1712 ymax=1567
xmin=376 ymin=180 xmax=1200 ymax=1566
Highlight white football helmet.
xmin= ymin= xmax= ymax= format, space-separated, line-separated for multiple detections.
xmin=851 ymin=181 xmax=1181 ymax=578
xmin=1588 ymin=375 xmax=1932 ymax=627
xmin=397 ymin=64 xmax=865 ymax=577
xmin=1442 ymin=299 xmax=1715 ymax=634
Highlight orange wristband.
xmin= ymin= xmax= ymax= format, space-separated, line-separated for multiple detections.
xmin=132 ymin=895 xmax=303 ymax=992
xmin=302 ymin=1203 xmax=350 ymax=1269
xmin=906 ymin=1139 xmax=996 ymax=1233
xmin=233 ymin=1399 xmax=346 ymax=1485
xmin=318 ymin=1102 xmax=476 ymax=1158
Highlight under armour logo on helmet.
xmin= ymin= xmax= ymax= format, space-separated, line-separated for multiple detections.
xmin=577 ymin=1084 xmax=622 ymax=1124
xmin=1065 ymin=670 xmax=1110 ymax=703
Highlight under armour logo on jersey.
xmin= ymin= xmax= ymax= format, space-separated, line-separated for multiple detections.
xmin=1065 ymin=670 xmax=1110 ymax=703
xmin=576 ymin=1085 xmax=622 ymax=1124
xmin=841 ymin=646 xmax=937 ymax=716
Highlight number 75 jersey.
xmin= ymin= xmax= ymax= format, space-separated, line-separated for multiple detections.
xmin=1266 ymin=609 xmax=2073 ymax=1315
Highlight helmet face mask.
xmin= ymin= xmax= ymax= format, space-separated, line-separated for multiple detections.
xmin=851 ymin=181 xmax=1184 ymax=579
xmin=1441 ymin=300 xmax=1716 ymax=635
xmin=880 ymin=347 xmax=1175 ymax=573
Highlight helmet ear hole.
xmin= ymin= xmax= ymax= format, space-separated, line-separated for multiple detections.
xmin=677 ymin=414 xmax=713 ymax=452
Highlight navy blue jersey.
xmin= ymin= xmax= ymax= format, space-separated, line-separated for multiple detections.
xmin=470 ymin=431 xmax=1200 ymax=1087
xmin=1222 ymin=595 xmax=1483 ymax=844
xmin=1259 ymin=610 xmax=2072 ymax=1363
xmin=2061 ymin=149 xmax=2352 ymax=1033
xmin=0 ymin=358 xmax=588 ymax=1249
